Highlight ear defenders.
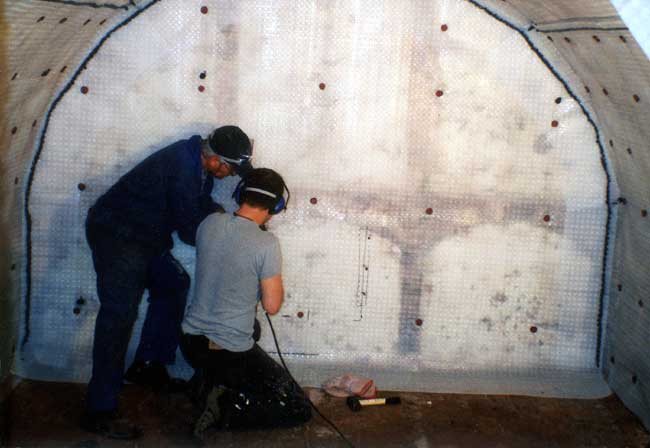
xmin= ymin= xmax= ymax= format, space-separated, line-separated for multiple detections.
xmin=233 ymin=178 xmax=289 ymax=215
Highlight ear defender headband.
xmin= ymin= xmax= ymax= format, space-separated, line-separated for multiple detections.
xmin=233 ymin=178 xmax=290 ymax=215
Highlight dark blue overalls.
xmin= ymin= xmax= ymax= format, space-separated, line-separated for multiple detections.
xmin=85 ymin=135 xmax=220 ymax=412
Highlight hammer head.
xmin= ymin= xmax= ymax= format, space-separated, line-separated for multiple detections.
xmin=346 ymin=396 xmax=362 ymax=412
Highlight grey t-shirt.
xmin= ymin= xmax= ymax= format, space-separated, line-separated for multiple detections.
xmin=182 ymin=213 xmax=282 ymax=352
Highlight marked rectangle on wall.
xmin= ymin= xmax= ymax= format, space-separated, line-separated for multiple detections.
xmin=19 ymin=0 xmax=613 ymax=398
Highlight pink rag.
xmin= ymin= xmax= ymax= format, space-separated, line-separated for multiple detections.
xmin=322 ymin=374 xmax=377 ymax=398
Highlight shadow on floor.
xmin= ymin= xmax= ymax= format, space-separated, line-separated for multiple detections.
xmin=4 ymin=380 xmax=649 ymax=447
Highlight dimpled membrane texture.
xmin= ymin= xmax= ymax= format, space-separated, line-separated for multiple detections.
xmin=21 ymin=0 xmax=612 ymax=397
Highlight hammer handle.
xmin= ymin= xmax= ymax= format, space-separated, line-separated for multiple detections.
xmin=347 ymin=396 xmax=401 ymax=411
xmin=359 ymin=397 xmax=401 ymax=406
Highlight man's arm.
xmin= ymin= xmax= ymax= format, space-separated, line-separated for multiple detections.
xmin=170 ymin=162 xmax=222 ymax=246
xmin=260 ymin=274 xmax=284 ymax=315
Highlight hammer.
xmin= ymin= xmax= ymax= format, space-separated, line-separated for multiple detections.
xmin=346 ymin=396 xmax=401 ymax=412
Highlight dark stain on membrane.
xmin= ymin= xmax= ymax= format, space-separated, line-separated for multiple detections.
xmin=480 ymin=317 xmax=494 ymax=331
xmin=491 ymin=292 xmax=508 ymax=306
xmin=398 ymin=251 xmax=423 ymax=353
xmin=533 ymin=133 xmax=553 ymax=154
xmin=294 ymin=182 xmax=567 ymax=356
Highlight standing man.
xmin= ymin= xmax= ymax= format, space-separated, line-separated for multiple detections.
xmin=180 ymin=168 xmax=311 ymax=436
xmin=81 ymin=126 xmax=253 ymax=439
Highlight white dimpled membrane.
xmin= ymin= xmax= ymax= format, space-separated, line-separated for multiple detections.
xmin=21 ymin=0 xmax=610 ymax=397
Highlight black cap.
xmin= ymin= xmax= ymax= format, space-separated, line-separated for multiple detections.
xmin=208 ymin=125 xmax=253 ymax=175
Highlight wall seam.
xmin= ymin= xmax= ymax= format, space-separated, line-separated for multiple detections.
xmin=34 ymin=0 xmax=131 ymax=10
xmin=536 ymin=26 xmax=628 ymax=33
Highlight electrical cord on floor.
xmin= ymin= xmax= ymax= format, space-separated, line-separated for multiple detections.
xmin=265 ymin=312 xmax=355 ymax=448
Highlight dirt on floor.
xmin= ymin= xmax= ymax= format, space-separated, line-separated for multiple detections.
xmin=2 ymin=379 xmax=649 ymax=447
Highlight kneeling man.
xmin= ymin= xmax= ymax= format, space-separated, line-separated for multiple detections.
xmin=180 ymin=168 xmax=311 ymax=434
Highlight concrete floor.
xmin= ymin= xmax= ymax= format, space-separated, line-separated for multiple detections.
xmin=3 ymin=380 xmax=649 ymax=447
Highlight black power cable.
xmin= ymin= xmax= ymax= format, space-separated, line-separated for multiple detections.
xmin=265 ymin=313 xmax=355 ymax=448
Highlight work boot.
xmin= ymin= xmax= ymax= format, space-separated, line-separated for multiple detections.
xmin=187 ymin=368 xmax=212 ymax=409
xmin=80 ymin=410 xmax=143 ymax=440
xmin=194 ymin=386 xmax=226 ymax=438
xmin=124 ymin=360 xmax=187 ymax=393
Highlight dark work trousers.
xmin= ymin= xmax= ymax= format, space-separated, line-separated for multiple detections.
xmin=180 ymin=334 xmax=312 ymax=430
xmin=86 ymin=224 xmax=190 ymax=412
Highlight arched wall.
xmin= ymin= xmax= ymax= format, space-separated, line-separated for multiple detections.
xmin=1 ymin=0 xmax=648 ymax=428
xmin=0 ymin=0 xmax=144 ymax=391
xmin=503 ymin=0 xmax=650 ymax=428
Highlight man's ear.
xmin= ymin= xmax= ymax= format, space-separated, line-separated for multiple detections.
xmin=206 ymin=155 xmax=221 ymax=170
